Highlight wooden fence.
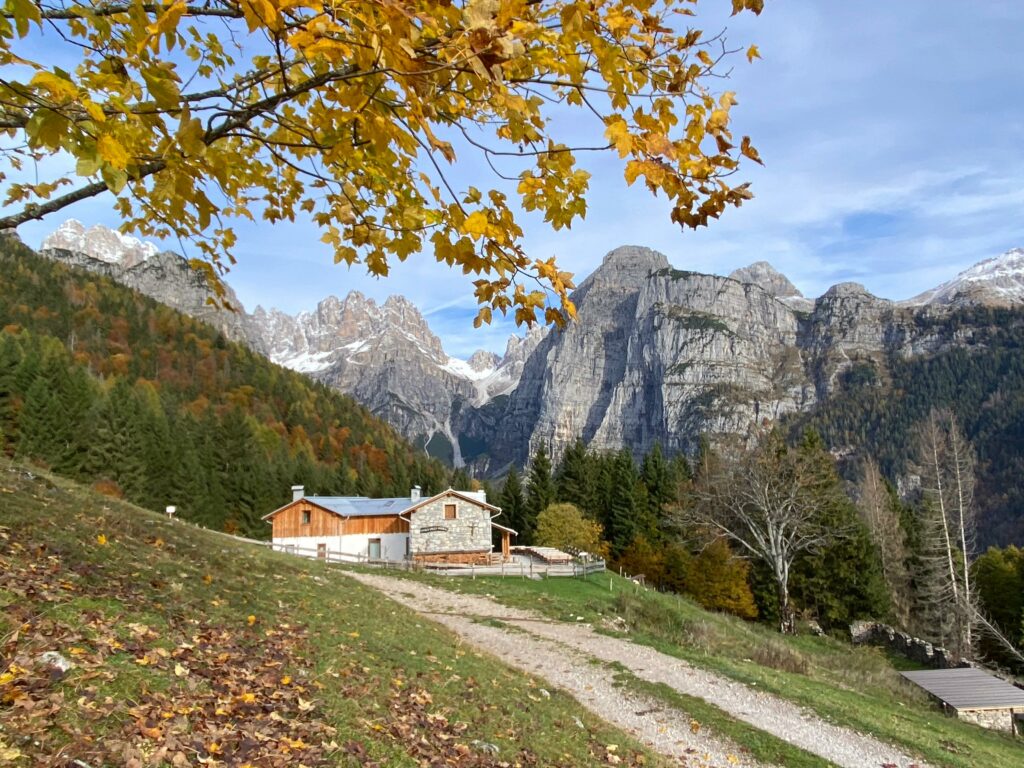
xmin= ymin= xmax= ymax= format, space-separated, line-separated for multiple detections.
xmin=181 ymin=519 xmax=605 ymax=578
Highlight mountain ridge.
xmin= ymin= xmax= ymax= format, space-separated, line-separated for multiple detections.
xmin=34 ymin=221 xmax=1024 ymax=473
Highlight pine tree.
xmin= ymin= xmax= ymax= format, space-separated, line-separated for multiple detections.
xmin=641 ymin=442 xmax=673 ymax=524
xmin=555 ymin=437 xmax=591 ymax=509
xmin=498 ymin=466 xmax=526 ymax=539
xmin=81 ymin=380 xmax=146 ymax=498
xmin=0 ymin=333 xmax=23 ymax=450
xmin=449 ymin=467 xmax=471 ymax=490
xmin=54 ymin=365 xmax=94 ymax=474
xmin=16 ymin=377 xmax=54 ymax=462
xmin=608 ymin=448 xmax=639 ymax=557
xmin=789 ymin=431 xmax=889 ymax=630
xmin=524 ymin=444 xmax=555 ymax=544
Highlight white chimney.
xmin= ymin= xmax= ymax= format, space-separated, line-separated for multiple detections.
xmin=411 ymin=485 xmax=421 ymax=502
xmin=291 ymin=485 xmax=305 ymax=502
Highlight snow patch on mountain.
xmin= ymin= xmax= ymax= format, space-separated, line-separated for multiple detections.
xmin=443 ymin=356 xmax=497 ymax=381
xmin=904 ymin=248 xmax=1024 ymax=307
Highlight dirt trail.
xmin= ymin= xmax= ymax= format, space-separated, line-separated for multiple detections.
xmin=348 ymin=572 xmax=932 ymax=768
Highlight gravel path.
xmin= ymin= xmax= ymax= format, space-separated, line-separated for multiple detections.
xmin=348 ymin=572 xmax=932 ymax=768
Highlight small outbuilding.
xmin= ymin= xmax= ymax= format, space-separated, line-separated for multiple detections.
xmin=901 ymin=667 xmax=1024 ymax=734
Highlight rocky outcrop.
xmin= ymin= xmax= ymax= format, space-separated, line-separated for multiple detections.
xmin=454 ymin=246 xmax=1021 ymax=472
xmin=250 ymin=292 xmax=534 ymax=465
xmin=40 ymin=220 xmax=265 ymax=352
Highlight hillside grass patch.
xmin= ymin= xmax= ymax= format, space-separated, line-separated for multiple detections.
xmin=0 ymin=459 xmax=665 ymax=767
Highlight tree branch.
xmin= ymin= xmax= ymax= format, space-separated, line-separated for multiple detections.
xmin=5 ymin=3 xmax=244 ymax=20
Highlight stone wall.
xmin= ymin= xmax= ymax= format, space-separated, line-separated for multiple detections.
xmin=955 ymin=707 xmax=1018 ymax=733
xmin=849 ymin=621 xmax=972 ymax=669
xmin=413 ymin=550 xmax=492 ymax=565
xmin=409 ymin=493 xmax=493 ymax=556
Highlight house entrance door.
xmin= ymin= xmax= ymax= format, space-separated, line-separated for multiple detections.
xmin=368 ymin=539 xmax=382 ymax=561
xmin=317 ymin=543 xmax=327 ymax=560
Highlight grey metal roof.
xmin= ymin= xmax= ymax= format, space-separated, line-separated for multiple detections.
xmin=900 ymin=668 xmax=1024 ymax=711
xmin=308 ymin=496 xmax=414 ymax=517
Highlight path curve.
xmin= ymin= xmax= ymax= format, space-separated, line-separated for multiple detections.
xmin=348 ymin=572 xmax=931 ymax=768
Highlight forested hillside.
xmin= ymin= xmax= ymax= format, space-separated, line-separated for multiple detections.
xmin=0 ymin=236 xmax=450 ymax=536
xmin=792 ymin=307 xmax=1024 ymax=547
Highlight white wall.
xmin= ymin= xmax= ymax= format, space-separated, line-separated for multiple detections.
xmin=272 ymin=535 xmax=343 ymax=558
xmin=273 ymin=533 xmax=409 ymax=562
xmin=335 ymin=532 xmax=408 ymax=562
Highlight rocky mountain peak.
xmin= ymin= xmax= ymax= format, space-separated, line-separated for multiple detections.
xmin=592 ymin=245 xmax=671 ymax=283
xmin=822 ymin=281 xmax=875 ymax=299
xmin=42 ymin=219 xmax=159 ymax=267
xmin=39 ymin=219 xmax=262 ymax=351
xmin=729 ymin=261 xmax=803 ymax=299
xmin=907 ymin=247 xmax=1024 ymax=307
xmin=467 ymin=350 xmax=501 ymax=372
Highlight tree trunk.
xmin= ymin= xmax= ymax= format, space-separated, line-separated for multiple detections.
xmin=776 ymin=565 xmax=795 ymax=634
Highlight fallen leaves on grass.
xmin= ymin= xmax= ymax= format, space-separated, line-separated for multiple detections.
xmin=0 ymin=533 xmax=334 ymax=766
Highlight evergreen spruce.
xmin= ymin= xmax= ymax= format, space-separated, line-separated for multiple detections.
xmin=607 ymin=448 xmax=639 ymax=557
xmin=641 ymin=442 xmax=673 ymax=525
xmin=555 ymin=437 xmax=591 ymax=510
xmin=0 ymin=333 xmax=22 ymax=449
xmin=523 ymin=444 xmax=555 ymax=544
xmin=498 ymin=466 xmax=527 ymax=538
xmin=788 ymin=431 xmax=889 ymax=630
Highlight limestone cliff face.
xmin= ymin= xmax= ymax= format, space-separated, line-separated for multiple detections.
xmin=456 ymin=246 xmax=1020 ymax=472
xmin=464 ymin=248 xmax=810 ymax=468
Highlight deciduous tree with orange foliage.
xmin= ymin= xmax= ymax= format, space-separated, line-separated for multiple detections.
xmin=0 ymin=0 xmax=762 ymax=324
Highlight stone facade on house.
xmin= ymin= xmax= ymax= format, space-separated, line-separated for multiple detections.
xmin=409 ymin=492 xmax=495 ymax=564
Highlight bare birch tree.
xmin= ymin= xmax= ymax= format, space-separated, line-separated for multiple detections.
xmin=856 ymin=459 xmax=912 ymax=628
xmin=946 ymin=415 xmax=978 ymax=650
xmin=682 ymin=431 xmax=838 ymax=634
xmin=911 ymin=408 xmax=978 ymax=658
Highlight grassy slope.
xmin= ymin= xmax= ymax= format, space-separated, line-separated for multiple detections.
xmin=399 ymin=572 xmax=1024 ymax=768
xmin=0 ymin=460 xmax=663 ymax=768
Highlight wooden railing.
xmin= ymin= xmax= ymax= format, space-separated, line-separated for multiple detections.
xmin=175 ymin=518 xmax=605 ymax=578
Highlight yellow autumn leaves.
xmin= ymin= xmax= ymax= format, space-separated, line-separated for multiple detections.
xmin=0 ymin=0 xmax=763 ymax=328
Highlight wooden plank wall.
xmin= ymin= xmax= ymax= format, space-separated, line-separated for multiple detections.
xmin=271 ymin=500 xmax=341 ymax=538
xmin=270 ymin=501 xmax=409 ymax=537
xmin=343 ymin=516 xmax=409 ymax=535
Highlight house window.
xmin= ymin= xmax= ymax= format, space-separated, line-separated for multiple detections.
xmin=444 ymin=503 xmax=457 ymax=520
xmin=301 ymin=509 xmax=311 ymax=525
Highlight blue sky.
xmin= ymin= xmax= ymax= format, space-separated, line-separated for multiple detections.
xmin=12 ymin=1 xmax=1024 ymax=357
